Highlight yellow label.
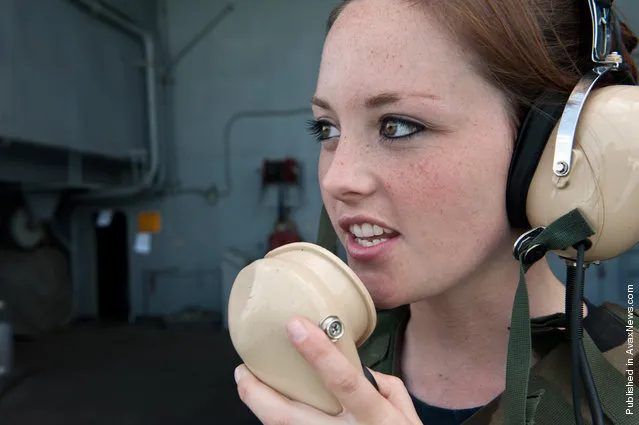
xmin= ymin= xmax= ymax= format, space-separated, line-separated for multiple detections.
xmin=138 ymin=211 xmax=161 ymax=233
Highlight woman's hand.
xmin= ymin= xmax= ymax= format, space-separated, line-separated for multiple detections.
xmin=234 ymin=316 xmax=423 ymax=425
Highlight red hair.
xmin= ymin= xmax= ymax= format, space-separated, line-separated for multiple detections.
xmin=328 ymin=0 xmax=639 ymax=124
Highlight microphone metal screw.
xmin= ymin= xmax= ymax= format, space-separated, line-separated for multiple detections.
xmin=320 ymin=316 xmax=345 ymax=341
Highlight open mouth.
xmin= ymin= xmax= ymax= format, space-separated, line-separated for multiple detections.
xmin=349 ymin=223 xmax=399 ymax=247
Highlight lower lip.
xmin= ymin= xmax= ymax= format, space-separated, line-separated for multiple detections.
xmin=345 ymin=233 xmax=399 ymax=261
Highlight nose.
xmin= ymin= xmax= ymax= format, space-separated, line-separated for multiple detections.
xmin=320 ymin=138 xmax=377 ymax=203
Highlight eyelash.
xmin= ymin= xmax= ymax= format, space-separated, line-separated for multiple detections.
xmin=306 ymin=119 xmax=332 ymax=142
xmin=306 ymin=117 xmax=426 ymax=143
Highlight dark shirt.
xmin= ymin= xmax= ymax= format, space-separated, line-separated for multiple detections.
xmin=410 ymin=393 xmax=482 ymax=425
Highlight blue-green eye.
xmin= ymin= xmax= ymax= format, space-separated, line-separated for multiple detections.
xmin=306 ymin=119 xmax=340 ymax=142
xmin=381 ymin=117 xmax=424 ymax=139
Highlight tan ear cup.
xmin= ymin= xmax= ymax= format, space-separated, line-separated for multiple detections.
xmin=227 ymin=242 xmax=377 ymax=415
xmin=527 ymin=85 xmax=639 ymax=261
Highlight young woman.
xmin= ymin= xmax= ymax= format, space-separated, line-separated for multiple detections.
xmin=234 ymin=1 xmax=639 ymax=424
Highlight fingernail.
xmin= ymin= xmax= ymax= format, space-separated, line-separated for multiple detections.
xmin=234 ymin=365 xmax=245 ymax=384
xmin=287 ymin=319 xmax=308 ymax=343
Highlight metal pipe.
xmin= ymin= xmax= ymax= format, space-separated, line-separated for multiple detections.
xmin=70 ymin=0 xmax=160 ymax=200
xmin=219 ymin=107 xmax=313 ymax=198
xmin=163 ymin=3 xmax=235 ymax=79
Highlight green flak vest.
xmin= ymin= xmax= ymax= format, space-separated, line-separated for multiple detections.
xmin=358 ymin=302 xmax=639 ymax=425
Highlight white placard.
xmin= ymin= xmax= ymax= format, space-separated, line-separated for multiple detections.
xmin=134 ymin=232 xmax=152 ymax=255
xmin=96 ymin=210 xmax=114 ymax=227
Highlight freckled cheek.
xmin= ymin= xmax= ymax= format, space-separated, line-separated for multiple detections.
xmin=389 ymin=160 xmax=460 ymax=210
xmin=405 ymin=147 xmax=504 ymax=199
xmin=317 ymin=153 xmax=332 ymax=188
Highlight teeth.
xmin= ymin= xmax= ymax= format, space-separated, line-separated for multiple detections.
xmin=355 ymin=237 xmax=388 ymax=247
xmin=361 ymin=223 xmax=374 ymax=237
xmin=350 ymin=223 xmax=395 ymax=237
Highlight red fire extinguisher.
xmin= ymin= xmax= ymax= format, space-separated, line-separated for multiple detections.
xmin=268 ymin=185 xmax=302 ymax=250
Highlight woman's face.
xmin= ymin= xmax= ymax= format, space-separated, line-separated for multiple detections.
xmin=312 ymin=0 xmax=516 ymax=309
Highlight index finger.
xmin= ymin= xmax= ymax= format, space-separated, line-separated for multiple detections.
xmin=286 ymin=316 xmax=390 ymax=421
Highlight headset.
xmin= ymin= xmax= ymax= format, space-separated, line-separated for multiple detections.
xmin=506 ymin=0 xmax=638 ymax=253
xmin=504 ymin=1 xmax=639 ymax=424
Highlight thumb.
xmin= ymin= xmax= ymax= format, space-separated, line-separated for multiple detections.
xmin=369 ymin=369 xmax=422 ymax=424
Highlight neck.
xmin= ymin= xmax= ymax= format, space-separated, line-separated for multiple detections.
xmin=401 ymin=245 xmax=570 ymax=409
xmin=408 ymin=255 xmax=567 ymax=346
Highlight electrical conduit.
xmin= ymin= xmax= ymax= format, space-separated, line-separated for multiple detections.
xmin=70 ymin=0 xmax=160 ymax=200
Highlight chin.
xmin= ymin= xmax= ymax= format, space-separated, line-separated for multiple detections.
xmin=371 ymin=296 xmax=404 ymax=311
xmin=367 ymin=274 xmax=456 ymax=310
xmin=360 ymin=277 xmax=406 ymax=310
xmin=347 ymin=262 xmax=407 ymax=308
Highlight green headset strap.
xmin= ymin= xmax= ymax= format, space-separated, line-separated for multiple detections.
xmin=505 ymin=208 xmax=595 ymax=424
xmin=317 ymin=204 xmax=338 ymax=255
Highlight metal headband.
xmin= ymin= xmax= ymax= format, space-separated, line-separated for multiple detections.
xmin=552 ymin=0 xmax=624 ymax=177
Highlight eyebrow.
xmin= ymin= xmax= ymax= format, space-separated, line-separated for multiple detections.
xmin=311 ymin=91 xmax=440 ymax=111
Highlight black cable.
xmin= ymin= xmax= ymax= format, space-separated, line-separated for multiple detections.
xmin=574 ymin=242 xmax=605 ymax=425
xmin=566 ymin=242 xmax=605 ymax=425
xmin=566 ymin=262 xmax=584 ymax=425
xmin=579 ymin=345 xmax=605 ymax=424
xmin=362 ymin=362 xmax=379 ymax=391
